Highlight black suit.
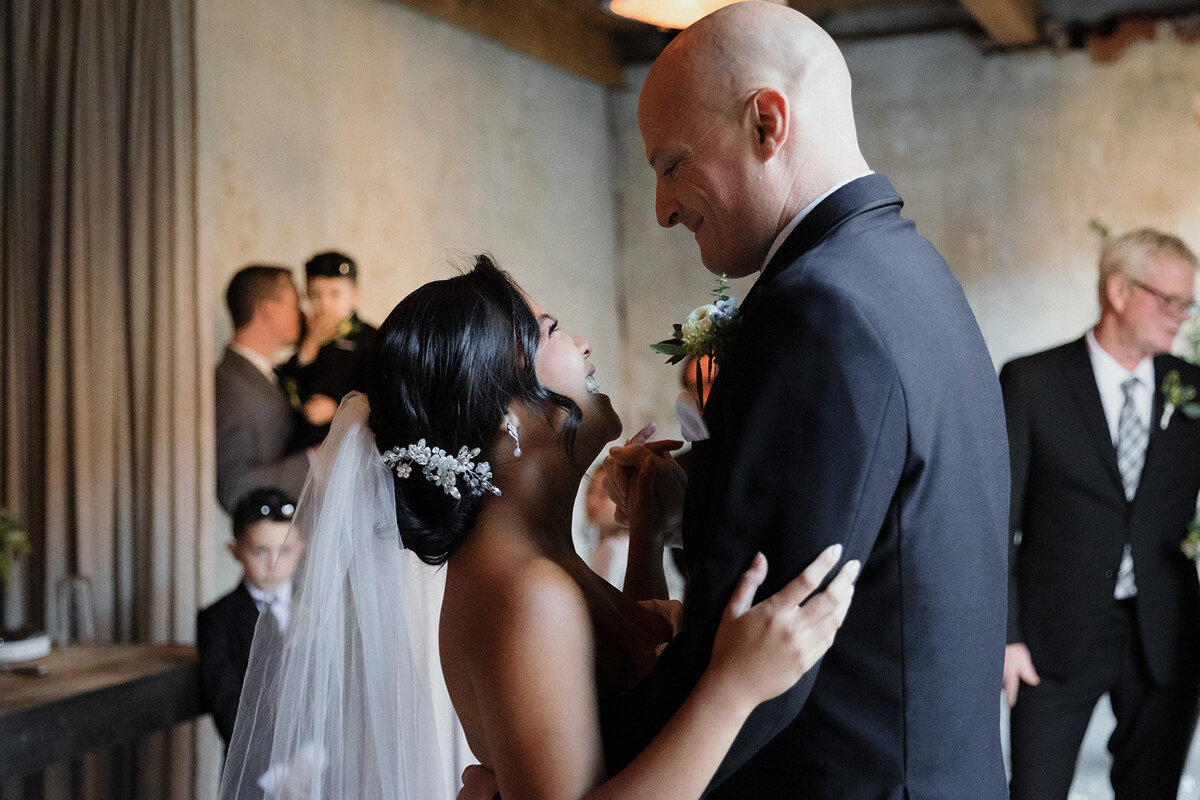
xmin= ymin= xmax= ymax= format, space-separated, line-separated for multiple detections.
xmin=277 ymin=314 xmax=377 ymax=449
xmin=197 ymin=584 xmax=261 ymax=747
xmin=1001 ymin=339 xmax=1200 ymax=799
xmin=603 ymin=174 xmax=1011 ymax=798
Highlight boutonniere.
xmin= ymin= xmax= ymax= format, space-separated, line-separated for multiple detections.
xmin=335 ymin=317 xmax=358 ymax=341
xmin=1159 ymin=370 xmax=1200 ymax=430
xmin=651 ymin=275 xmax=741 ymax=412
xmin=1179 ymin=503 xmax=1200 ymax=562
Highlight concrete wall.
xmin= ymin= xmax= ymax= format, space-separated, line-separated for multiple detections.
xmin=613 ymin=27 xmax=1200 ymax=437
xmin=196 ymin=0 xmax=621 ymax=593
xmin=198 ymin=0 xmax=619 ymax=360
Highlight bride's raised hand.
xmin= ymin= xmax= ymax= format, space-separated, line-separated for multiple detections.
xmin=704 ymin=546 xmax=859 ymax=714
xmin=606 ymin=437 xmax=685 ymax=543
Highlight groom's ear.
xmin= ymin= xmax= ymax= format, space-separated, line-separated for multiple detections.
xmin=746 ymin=88 xmax=788 ymax=159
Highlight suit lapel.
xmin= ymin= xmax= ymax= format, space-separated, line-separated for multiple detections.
xmin=226 ymin=346 xmax=276 ymax=390
xmin=233 ymin=584 xmax=261 ymax=653
xmin=741 ymin=173 xmax=903 ymax=317
xmin=712 ymin=173 xmax=903 ymax=441
xmin=1060 ymin=338 xmax=1124 ymax=493
xmin=1138 ymin=357 xmax=1170 ymax=491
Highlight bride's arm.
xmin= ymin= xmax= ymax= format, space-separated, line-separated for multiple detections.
xmin=469 ymin=547 xmax=857 ymax=800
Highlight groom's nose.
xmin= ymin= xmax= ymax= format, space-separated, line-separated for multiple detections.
xmin=656 ymin=184 xmax=681 ymax=228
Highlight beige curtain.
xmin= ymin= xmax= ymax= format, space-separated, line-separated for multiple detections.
xmin=1 ymin=1 xmax=216 ymax=797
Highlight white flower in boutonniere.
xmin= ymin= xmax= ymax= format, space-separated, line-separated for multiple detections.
xmin=1159 ymin=370 xmax=1200 ymax=430
xmin=1179 ymin=506 xmax=1200 ymax=562
xmin=651 ymin=275 xmax=741 ymax=412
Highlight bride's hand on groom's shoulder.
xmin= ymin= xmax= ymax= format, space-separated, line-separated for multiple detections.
xmin=705 ymin=547 xmax=860 ymax=713
xmin=606 ymin=430 xmax=685 ymax=544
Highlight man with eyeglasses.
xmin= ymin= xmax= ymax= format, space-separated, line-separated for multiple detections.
xmin=1000 ymin=228 xmax=1200 ymax=799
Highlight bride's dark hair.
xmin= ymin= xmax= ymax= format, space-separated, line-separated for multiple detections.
xmin=367 ymin=254 xmax=581 ymax=566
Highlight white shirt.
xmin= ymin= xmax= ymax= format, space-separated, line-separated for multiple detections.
xmin=1085 ymin=329 xmax=1154 ymax=447
xmin=230 ymin=341 xmax=278 ymax=385
xmin=588 ymin=534 xmax=629 ymax=591
xmin=761 ymin=171 xmax=875 ymax=271
xmin=246 ymin=579 xmax=292 ymax=633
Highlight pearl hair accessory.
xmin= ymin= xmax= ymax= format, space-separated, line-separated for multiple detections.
xmin=381 ymin=439 xmax=500 ymax=500
xmin=506 ymin=419 xmax=521 ymax=457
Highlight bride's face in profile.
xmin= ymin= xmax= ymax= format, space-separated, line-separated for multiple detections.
xmin=525 ymin=294 xmax=622 ymax=461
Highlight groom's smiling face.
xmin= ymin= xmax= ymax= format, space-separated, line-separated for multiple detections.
xmin=638 ymin=56 xmax=779 ymax=280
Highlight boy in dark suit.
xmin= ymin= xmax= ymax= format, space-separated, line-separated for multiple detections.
xmin=197 ymin=488 xmax=303 ymax=749
xmin=279 ymin=251 xmax=377 ymax=448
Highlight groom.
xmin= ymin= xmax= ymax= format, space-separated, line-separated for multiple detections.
xmin=604 ymin=4 xmax=1010 ymax=797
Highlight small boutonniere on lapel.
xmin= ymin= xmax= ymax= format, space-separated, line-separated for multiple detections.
xmin=1159 ymin=370 xmax=1200 ymax=430
xmin=651 ymin=275 xmax=741 ymax=413
xmin=1179 ymin=502 xmax=1200 ymax=562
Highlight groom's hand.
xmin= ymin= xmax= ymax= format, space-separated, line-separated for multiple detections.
xmin=1002 ymin=642 xmax=1040 ymax=707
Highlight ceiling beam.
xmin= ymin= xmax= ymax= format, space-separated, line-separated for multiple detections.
xmin=391 ymin=0 xmax=626 ymax=89
xmin=956 ymin=0 xmax=1039 ymax=44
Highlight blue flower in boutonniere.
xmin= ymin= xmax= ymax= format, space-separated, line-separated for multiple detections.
xmin=651 ymin=275 xmax=741 ymax=412
xmin=1159 ymin=370 xmax=1200 ymax=430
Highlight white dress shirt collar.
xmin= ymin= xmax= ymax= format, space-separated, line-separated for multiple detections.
xmin=229 ymin=341 xmax=278 ymax=384
xmin=245 ymin=579 xmax=292 ymax=632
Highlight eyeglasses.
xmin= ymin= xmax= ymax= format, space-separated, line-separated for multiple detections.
xmin=1126 ymin=277 xmax=1199 ymax=316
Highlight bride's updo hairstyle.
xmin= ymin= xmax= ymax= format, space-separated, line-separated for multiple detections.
xmin=368 ymin=254 xmax=581 ymax=566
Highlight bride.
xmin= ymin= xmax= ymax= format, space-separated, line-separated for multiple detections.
xmin=220 ymin=255 xmax=858 ymax=800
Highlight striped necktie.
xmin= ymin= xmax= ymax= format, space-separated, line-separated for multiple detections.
xmin=1114 ymin=377 xmax=1146 ymax=599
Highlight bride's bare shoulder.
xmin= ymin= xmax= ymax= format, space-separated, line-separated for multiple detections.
xmin=443 ymin=529 xmax=591 ymax=656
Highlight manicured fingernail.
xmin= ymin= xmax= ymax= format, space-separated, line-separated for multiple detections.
xmin=844 ymin=560 xmax=862 ymax=581
xmin=827 ymin=543 xmax=843 ymax=561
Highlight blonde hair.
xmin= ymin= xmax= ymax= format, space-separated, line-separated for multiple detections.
xmin=1098 ymin=228 xmax=1197 ymax=308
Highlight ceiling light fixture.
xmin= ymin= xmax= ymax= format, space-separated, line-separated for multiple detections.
xmin=607 ymin=0 xmax=756 ymax=31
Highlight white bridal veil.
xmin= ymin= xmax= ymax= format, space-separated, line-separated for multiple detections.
xmin=220 ymin=392 xmax=465 ymax=800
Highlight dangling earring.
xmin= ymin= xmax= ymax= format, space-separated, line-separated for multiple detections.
xmin=506 ymin=419 xmax=521 ymax=457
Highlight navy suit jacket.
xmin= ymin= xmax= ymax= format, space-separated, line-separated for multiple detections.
xmin=603 ymin=174 xmax=1010 ymax=799
xmin=1001 ymin=340 xmax=1200 ymax=686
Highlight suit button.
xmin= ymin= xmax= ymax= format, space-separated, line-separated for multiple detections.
xmin=1105 ymin=570 xmax=1114 ymax=579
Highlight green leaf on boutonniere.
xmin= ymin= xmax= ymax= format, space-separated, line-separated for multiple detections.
xmin=651 ymin=338 xmax=688 ymax=364
xmin=1160 ymin=370 xmax=1200 ymax=429
xmin=1182 ymin=516 xmax=1200 ymax=562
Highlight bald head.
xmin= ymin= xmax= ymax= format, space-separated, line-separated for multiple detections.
xmin=638 ymin=1 xmax=868 ymax=277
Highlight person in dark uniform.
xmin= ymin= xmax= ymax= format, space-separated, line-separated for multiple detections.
xmin=279 ymin=251 xmax=377 ymax=448
xmin=197 ymin=488 xmax=303 ymax=750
